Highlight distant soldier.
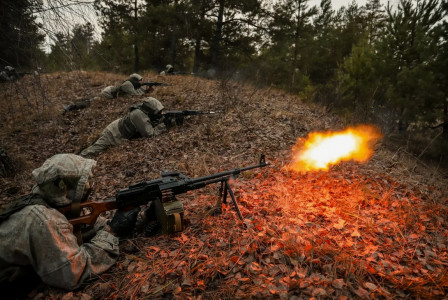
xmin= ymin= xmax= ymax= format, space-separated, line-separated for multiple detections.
xmin=80 ymin=97 xmax=168 ymax=157
xmin=0 ymin=66 xmax=18 ymax=82
xmin=99 ymin=73 xmax=150 ymax=99
xmin=119 ymin=73 xmax=148 ymax=96
xmin=63 ymin=73 xmax=151 ymax=114
xmin=160 ymin=64 xmax=175 ymax=75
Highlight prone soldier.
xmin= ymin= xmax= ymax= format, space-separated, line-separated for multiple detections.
xmin=63 ymin=73 xmax=157 ymax=114
xmin=0 ymin=154 xmax=149 ymax=296
xmin=79 ymin=97 xmax=168 ymax=157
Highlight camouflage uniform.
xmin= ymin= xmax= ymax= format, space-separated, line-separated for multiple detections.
xmin=100 ymin=85 xmax=120 ymax=99
xmin=160 ymin=64 xmax=174 ymax=75
xmin=80 ymin=97 xmax=166 ymax=157
xmin=63 ymin=74 xmax=146 ymax=114
xmin=0 ymin=154 xmax=119 ymax=291
xmin=119 ymin=74 xmax=144 ymax=96
xmin=102 ymin=74 xmax=146 ymax=98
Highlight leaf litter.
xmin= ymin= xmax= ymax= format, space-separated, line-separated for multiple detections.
xmin=0 ymin=71 xmax=447 ymax=299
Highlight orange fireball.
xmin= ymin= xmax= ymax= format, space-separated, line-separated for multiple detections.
xmin=287 ymin=125 xmax=382 ymax=172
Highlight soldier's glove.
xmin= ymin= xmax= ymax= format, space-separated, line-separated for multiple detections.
xmin=174 ymin=114 xmax=184 ymax=126
xmin=108 ymin=208 xmax=140 ymax=237
xmin=144 ymin=86 xmax=154 ymax=94
xmin=163 ymin=115 xmax=176 ymax=128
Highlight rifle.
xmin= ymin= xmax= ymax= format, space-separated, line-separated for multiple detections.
xmin=167 ymin=71 xmax=188 ymax=75
xmin=141 ymin=81 xmax=171 ymax=88
xmin=59 ymin=155 xmax=269 ymax=232
xmin=161 ymin=110 xmax=221 ymax=126
xmin=62 ymin=98 xmax=93 ymax=114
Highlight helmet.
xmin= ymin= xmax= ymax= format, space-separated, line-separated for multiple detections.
xmin=31 ymin=154 xmax=96 ymax=207
xmin=129 ymin=73 xmax=143 ymax=81
xmin=140 ymin=97 xmax=164 ymax=115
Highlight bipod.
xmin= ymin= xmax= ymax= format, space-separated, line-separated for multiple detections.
xmin=219 ymin=178 xmax=243 ymax=221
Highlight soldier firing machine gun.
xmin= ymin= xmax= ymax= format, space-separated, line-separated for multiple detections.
xmin=59 ymin=155 xmax=269 ymax=234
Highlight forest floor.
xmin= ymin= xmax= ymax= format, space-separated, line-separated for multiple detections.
xmin=0 ymin=71 xmax=447 ymax=299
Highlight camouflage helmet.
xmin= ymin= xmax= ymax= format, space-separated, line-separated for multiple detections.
xmin=31 ymin=154 xmax=96 ymax=207
xmin=140 ymin=97 xmax=164 ymax=115
xmin=129 ymin=73 xmax=143 ymax=81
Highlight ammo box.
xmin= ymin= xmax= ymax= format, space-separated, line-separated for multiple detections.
xmin=154 ymin=199 xmax=184 ymax=233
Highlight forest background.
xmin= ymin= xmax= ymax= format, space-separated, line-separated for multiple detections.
xmin=1 ymin=0 xmax=448 ymax=165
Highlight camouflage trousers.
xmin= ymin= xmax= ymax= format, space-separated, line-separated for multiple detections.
xmin=80 ymin=119 xmax=124 ymax=156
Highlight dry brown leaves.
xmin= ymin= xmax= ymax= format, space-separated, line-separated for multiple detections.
xmin=0 ymin=71 xmax=447 ymax=299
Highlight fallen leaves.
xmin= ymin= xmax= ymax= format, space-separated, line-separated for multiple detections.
xmin=1 ymin=71 xmax=448 ymax=299
xmin=333 ymin=219 xmax=346 ymax=229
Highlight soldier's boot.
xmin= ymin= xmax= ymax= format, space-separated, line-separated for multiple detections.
xmin=0 ymin=146 xmax=15 ymax=177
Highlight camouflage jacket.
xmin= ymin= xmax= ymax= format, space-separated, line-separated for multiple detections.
xmin=100 ymin=85 xmax=120 ymax=99
xmin=118 ymin=109 xmax=166 ymax=139
xmin=0 ymin=203 xmax=118 ymax=290
xmin=120 ymin=80 xmax=145 ymax=96
xmin=0 ymin=154 xmax=119 ymax=290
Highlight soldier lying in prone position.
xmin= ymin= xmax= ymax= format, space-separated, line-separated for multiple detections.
xmin=79 ymin=97 xmax=169 ymax=157
xmin=0 ymin=154 xmax=153 ymax=297
xmin=63 ymin=73 xmax=156 ymax=114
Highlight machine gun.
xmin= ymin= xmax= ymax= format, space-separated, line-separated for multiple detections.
xmin=59 ymin=155 xmax=269 ymax=233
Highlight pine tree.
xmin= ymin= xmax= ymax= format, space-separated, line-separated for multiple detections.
xmin=261 ymin=0 xmax=317 ymax=91
xmin=94 ymin=0 xmax=142 ymax=73
xmin=207 ymin=0 xmax=264 ymax=73
xmin=378 ymin=0 xmax=444 ymax=132
xmin=71 ymin=23 xmax=95 ymax=69
xmin=337 ymin=37 xmax=378 ymax=119
xmin=0 ymin=0 xmax=45 ymax=69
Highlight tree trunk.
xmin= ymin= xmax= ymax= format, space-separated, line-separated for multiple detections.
xmin=193 ymin=1 xmax=206 ymax=74
xmin=169 ymin=35 xmax=176 ymax=66
xmin=210 ymin=0 xmax=225 ymax=70
xmin=193 ymin=38 xmax=201 ymax=74
xmin=133 ymin=0 xmax=139 ymax=73
xmin=291 ymin=0 xmax=303 ymax=90
xmin=169 ymin=0 xmax=179 ymax=66
xmin=443 ymin=99 xmax=448 ymax=141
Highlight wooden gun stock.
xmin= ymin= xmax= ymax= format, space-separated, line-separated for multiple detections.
xmin=58 ymin=199 xmax=118 ymax=226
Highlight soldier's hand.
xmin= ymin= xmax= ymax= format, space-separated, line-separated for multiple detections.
xmin=108 ymin=208 xmax=140 ymax=237
xmin=175 ymin=114 xmax=184 ymax=126
xmin=163 ymin=115 xmax=176 ymax=128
